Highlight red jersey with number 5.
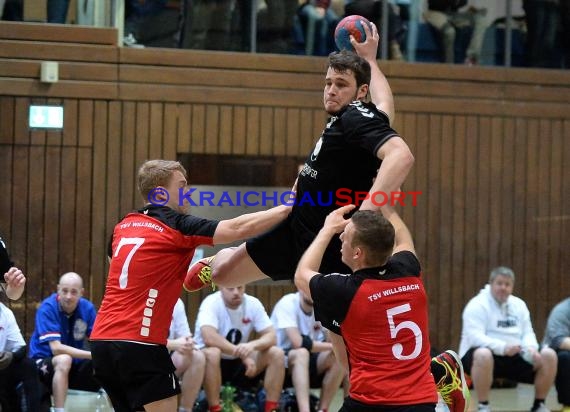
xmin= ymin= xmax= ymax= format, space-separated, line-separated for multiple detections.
xmin=309 ymin=251 xmax=437 ymax=406
xmin=91 ymin=205 xmax=218 ymax=345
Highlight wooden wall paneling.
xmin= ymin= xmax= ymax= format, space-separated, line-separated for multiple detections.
xmin=535 ymin=119 xmax=552 ymax=327
xmin=523 ymin=119 xmax=539 ymax=308
xmin=90 ymin=101 xmax=109 ymax=304
xmin=191 ymin=105 xmax=205 ymax=154
xmin=120 ymin=102 xmax=136 ymax=214
xmin=59 ymin=146 xmax=77 ymax=272
xmin=308 ymin=110 xmax=325 ymax=154
xmin=105 ymin=101 xmax=122 ymax=260
xmin=14 ymin=97 xmax=30 ymax=145
xmin=398 ymin=112 xmax=415 ymax=229
xmin=475 ymin=117 xmax=491 ymax=281
xmin=219 ymin=106 xmax=233 ymax=155
xmin=438 ymin=114 xmax=455 ymax=347
xmin=450 ymin=115 xmax=467 ymax=345
xmin=512 ymin=118 xmax=529 ymax=297
xmin=547 ymin=120 xmax=563 ymax=313
xmin=26 ymin=145 xmax=46 ymax=337
xmin=10 ymin=146 xmax=28 ymax=334
xmin=259 ymin=107 xmax=274 ymax=156
xmin=75 ymin=147 xmax=93 ymax=284
xmin=232 ymin=106 xmax=247 ymax=155
xmin=0 ymin=21 xmax=117 ymax=45
xmin=462 ymin=116 xmax=479 ymax=299
xmin=499 ymin=118 xmax=515 ymax=264
xmin=0 ymin=97 xmax=15 ymax=144
xmin=413 ymin=114 xmax=428 ymax=288
xmin=176 ymin=104 xmax=192 ymax=155
xmin=273 ymin=108 xmax=286 ymax=156
xmin=297 ymin=110 xmax=313 ymax=159
xmin=488 ymin=117 xmax=503 ymax=266
xmin=426 ymin=114 xmax=442 ymax=348
xmin=44 ymin=145 xmax=62 ymax=295
xmin=205 ymin=105 xmax=221 ymax=154
xmin=149 ymin=103 xmax=164 ymax=159
xmin=245 ymin=107 xmax=260 ymax=155
xmin=77 ymin=100 xmax=94 ymax=148
xmin=285 ymin=108 xmax=301 ymax=157
xmin=135 ymin=103 xmax=150 ymax=171
xmin=163 ymin=103 xmax=179 ymax=161
xmin=0 ymin=41 xmax=117 ymax=64
xmin=560 ymin=120 xmax=570 ymax=296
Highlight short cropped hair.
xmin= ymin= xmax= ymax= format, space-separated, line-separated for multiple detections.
xmin=137 ymin=160 xmax=187 ymax=201
xmin=351 ymin=210 xmax=394 ymax=265
xmin=489 ymin=266 xmax=515 ymax=283
xmin=328 ymin=50 xmax=371 ymax=88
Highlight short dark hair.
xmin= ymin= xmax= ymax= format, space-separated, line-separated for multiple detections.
xmin=328 ymin=50 xmax=371 ymax=88
xmin=350 ymin=210 xmax=394 ymax=265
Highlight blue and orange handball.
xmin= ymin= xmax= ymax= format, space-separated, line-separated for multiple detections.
xmin=334 ymin=15 xmax=373 ymax=52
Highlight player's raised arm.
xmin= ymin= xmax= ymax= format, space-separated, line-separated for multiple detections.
xmin=351 ymin=21 xmax=395 ymax=124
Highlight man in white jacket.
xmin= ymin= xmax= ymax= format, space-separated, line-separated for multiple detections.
xmin=458 ymin=266 xmax=557 ymax=412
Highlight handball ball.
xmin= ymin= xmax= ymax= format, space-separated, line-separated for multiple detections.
xmin=334 ymin=15 xmax=373 ymax=52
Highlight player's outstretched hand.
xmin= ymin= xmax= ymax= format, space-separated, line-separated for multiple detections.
xmin=351 ymin=20 xmax=379 ymax=63
xmin=4 ymin=267 xmax=26 ymax=300
xmin=323 ymin=204 xmax=356 ymax=235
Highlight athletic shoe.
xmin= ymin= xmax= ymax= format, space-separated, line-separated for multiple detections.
xmin=183 ymin=256 xmax=215 ymax=292
xmin=477 ymin=404 xmax=491 ymax=412
xmin=531 ymin=403 xmax=550 ymax=412
xmin=433 ymin=350 xmax=470 ymax=412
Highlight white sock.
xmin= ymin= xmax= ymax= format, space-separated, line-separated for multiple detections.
xmin=54 ymin=408 xmax=65 ymax=412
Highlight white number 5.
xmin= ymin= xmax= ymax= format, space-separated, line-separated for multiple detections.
xmin=386 ymin=304 xmax=422 ymax=360
xmin=114 ymin=237 xmax=145 ymax=289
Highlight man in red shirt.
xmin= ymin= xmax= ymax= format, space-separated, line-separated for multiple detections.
xmin=294 ymin=204 xmax=469 ymax=411
xmin=90 ymin=159 xmax=290 ymax=412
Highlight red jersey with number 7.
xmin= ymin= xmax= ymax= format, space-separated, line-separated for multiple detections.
xmin=91 ymin=205 xmax=218 ymax=345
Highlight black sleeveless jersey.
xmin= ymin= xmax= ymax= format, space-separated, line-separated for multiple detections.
xmin=295 ymin=100 xmax=398 ymax=231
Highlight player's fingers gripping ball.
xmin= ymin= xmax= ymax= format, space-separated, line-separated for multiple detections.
xmin=334 ymin=15 xmax=373 ymax=52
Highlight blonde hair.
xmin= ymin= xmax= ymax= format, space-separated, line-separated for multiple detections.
xmin=137 ymin=160 xmax=187 ymax=201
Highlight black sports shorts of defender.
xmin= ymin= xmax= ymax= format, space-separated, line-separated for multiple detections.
xmin=91 ymin=341 xmax=180 ymax=412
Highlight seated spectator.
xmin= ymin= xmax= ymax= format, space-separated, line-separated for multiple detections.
xmin=523 ymin=0 xmax=560 ymax=67
xmin=345 ymin=0 xmax=407 ymax=60
xmin=423 ymin=0 xmax=488 ymax=64
xmin=47 ymin=0 xmax=70 ymax=23
xmin=1 ymin=235 xmax=26 ymax=301
xmin=0 ymin=272 xmax=41 ymax=411
xmin=168 ymin=298 xmax=206 ymax=412
xmin=270 ymin=289 xmax=345 ymax=412
xmin=543 ymin=297 xmax=570 ymax=411
xmin=259 ymin=0 xmax=300 ymax=53
xmin=194 ymin=285 xmax=285 ymax=412
xmin=298 ymin=0 xmax=340 ymax=55
xmin=458 ymin=266 xmax=557 ymax=412
xmin=29 ymin=272 xmax=100 ymax=412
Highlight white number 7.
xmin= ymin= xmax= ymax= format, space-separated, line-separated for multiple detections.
xmin=386 ymin=303 xmax=422 ymax=360
xmin=114 ymin=237 xmax=145 ymax=289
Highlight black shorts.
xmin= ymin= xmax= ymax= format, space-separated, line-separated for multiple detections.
xmin=246 ymin=214 xmax=349 ymax=281
xmin=340 ymin=396 xmax=436 ymax=411
xmin=91 ymin=341 xmax=180 ymax=412
xmin=34 ymin=357 xmax=100 ymax=393
xmin=461 ymin=347 xmax=535 ymax=384
xmin=220 ymin=358 xmax=264 ymax=390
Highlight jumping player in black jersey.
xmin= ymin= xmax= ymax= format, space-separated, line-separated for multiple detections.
xmin=185 ymin=21 xmax=414 ymax=291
